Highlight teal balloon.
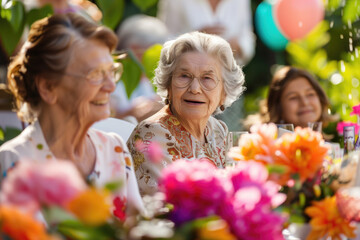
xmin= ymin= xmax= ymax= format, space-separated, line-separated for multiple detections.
xmin=255 ymin=1 xmax=288 ymax=51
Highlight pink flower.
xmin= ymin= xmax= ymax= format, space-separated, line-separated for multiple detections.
xmin=135 ymin=140 xmax=164 ymax=163
xmin=336 ymin=121 xmax=360 ymax=135
xmin=228 ymin=161 xmax=285 ymax=208
xmin=219 ymin=190 xmax=285 ymax=240
xmin=1 ymin=160 xmax=87 ymax=214
xmin=350 ymin=104 xmax=360 ymax=116
xmin=159 ymin=159 xmax=230 ymax=225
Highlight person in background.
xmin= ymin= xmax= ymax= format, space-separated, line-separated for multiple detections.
xmin=127 ymin=31 xmax=245 ymax=195
xmin=22 ymin=0 xmax=102 ymax=22
xmin=111 ymin=14 xmax=168 ymax=123
xmin=157 ymin=0 xmax=255 ymax=66
xmin=0 ymin=13 xmax=144 ymax=216
xmin=244 ymin=66 xmax=338 ymax=134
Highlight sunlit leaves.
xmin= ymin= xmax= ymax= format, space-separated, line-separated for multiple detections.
xmin=120 ymin=52 xmax=142 ymax=98
xmin=343 ymin=0 xmax=360 ymax=23
xmin=96 ymin=0 xmax=124 ymax=30
xmin=0 ymin=0 xmax=25 ymax=56
xmin=142 ymin=44 xmax=162 ymax=82
xmin=326 ymin=0 xmax=342 ymax=11
xmin=26 ymin=4 xmax=53 ymax=27
xmin=0 ymin=1 xmax=53 ymax=56
xmin=9 ymin=0 xmax=23 ymax=31
xmin=132 ymin=0 xmax=157 ymax=12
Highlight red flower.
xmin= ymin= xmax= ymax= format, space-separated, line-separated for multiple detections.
xmin=113 ymin=196 xmax=127 ymax=221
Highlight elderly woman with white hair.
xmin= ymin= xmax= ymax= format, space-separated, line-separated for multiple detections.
xmin=127 ymin=31 xmax=245 ymax=195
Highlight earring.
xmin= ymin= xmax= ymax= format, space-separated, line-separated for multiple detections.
xmin=220 ymin=105 xmax=225 ymax=111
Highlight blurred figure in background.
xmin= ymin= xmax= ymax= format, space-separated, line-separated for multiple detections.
xmin=157 ymin=0 xmax=255 ymax=66
xmin=111 ymin=14 xmax=169 ymax=124
xmin=22 ymin=0 xmax=102 ymax=22
xmin=157 ymin=0 xmax=256 ymax=131
xmin=244 ymin=66 xmax=338 ymax=138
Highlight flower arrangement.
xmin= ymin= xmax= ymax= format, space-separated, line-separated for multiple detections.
xmin=159 ymin=159 xmax=286 ymax=240
xmin=0 ymin=160 xmax=128 ymax=240
xmin=228 ymin=123 xmax=356 ymax=239
xmin=0 ymin=156 xmax=286 ymax=240
xmin=2 ymin=123 xmax=359 ymax=240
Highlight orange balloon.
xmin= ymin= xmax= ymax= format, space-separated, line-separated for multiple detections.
xmin=274 ymin=0 xmax=325 ymax=40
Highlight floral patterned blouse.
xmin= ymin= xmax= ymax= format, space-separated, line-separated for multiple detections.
xmin=127 ymin=106 xmax=228 ymax=195
xmin=0 ymin=120 xmax=144 ymax=214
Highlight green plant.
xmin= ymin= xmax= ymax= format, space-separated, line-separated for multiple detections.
xmin=0 ymin=126 xmax=21 ymax=146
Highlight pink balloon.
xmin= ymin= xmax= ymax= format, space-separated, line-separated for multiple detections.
xmin=274 ymin=0 xmax=325 ymax=40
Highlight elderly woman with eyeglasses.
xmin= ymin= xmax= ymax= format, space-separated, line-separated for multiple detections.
xmin=0 ymin=13 xmax=144 ymax=215
xmin=127 ymin=31 xmax=245 ymax=195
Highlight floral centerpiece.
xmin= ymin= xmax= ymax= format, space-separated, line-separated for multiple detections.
xmin=228 ymin=123 xmax=356 ymax=240
xmin=0 ymin=156 xmax=286 ymax=240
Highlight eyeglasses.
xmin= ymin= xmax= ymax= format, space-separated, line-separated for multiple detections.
xmin=172 ymin=72 xmax=220 ymax=91
xmin=64 ymin=62 xmax=123 ymax=85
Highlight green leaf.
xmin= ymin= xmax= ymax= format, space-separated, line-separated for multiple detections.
xmin=142 ymin=44 xmax=162 ymax=82
xmin=9 ymin=1 xmax=24 ymax=32
xmin=326 ymin=0 xmax=342 ymax=11
xmin=343 ymin=0 xmax=360 ymax=23
xmin=289 ymin=214 xmax=307 ymax=224
xmin=25 ymin=4 xmax=53 ymax=27
xmin=4 ymin=127 xmax=21 ymax=142
xmin=42 ymin=206 xmax=77 ymax=225
xmin=96 ymin=0 xmax=124 ymax=30
xmin=1 ymin=0 xmax=11 ymax=20
xmin=120 ymin=52 xmax=143 ymax=98
xmin=0 ymin=11 xmax=24 ymax=56
xmin=267 ymin=164 xmax=286 ymax=174
xmin=299 ymin=192 xmax=306 ymax=207
xmin=57 ymin=220 xmax=116 ymax=240
xmin=131 ymin=0 xmax=157 ymax=12
xmin=104 ymin=180 xmax=123 ymax=192
xmin=0 ymin=128 xmax=4 ymax=141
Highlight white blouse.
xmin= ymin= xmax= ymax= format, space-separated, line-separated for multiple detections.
xmin=0 ymin=121 xmax=144 ymax=214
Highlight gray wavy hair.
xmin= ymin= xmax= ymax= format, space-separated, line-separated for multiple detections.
xmin=153 ymin=31 xmax=245 ymax=114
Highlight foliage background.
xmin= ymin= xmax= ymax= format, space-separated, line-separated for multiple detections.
xmin=0 ymin=0 xmax=359 ymax=134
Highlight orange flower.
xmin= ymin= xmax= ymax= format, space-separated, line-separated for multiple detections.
xmin=197 ymin=219 xmax=236 ymax=240
xmin=67 ymin=188 xmax=111 ymax=226
xmin=0 ymin=206 xmax=50 ymax=240
xmin=228 ymin=123 xmax=277 ymax=164
xmin=305 ymin=197 xmax=356 ymax=240
xmin=274 ymin=127 xmax=329 ymax=184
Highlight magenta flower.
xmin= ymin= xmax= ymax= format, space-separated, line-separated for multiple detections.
xmin=217 ymin=161 xmax=285 ymax=239
xmin=228 ymin=161 xmax=285 ymax=208
xmin=0 ymin=160 xmax=87 ymax=214
xmin=159 ymin=159 xmax=231 ymax=225
xmin=219 ymin=189 xmax=285 ymax=240
xmin=350 ymin=104 xmax=360 ymax=116
xmin=159 ymin=159 xmax=286 ymax=239
xmin=336 ymin=121 xmax=360 ymax=135
xmin=135 ymin=140 xmax=164 ymax=163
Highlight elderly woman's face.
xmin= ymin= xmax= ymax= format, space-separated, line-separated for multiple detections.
xmin=280 ymin=77 xmax=322 ymax=127
xmin=54 ymin=39 xmax=116 ymax=124
xmin=169 ymin=51 xmax=225 ymax=123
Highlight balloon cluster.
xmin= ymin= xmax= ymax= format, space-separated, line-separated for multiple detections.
xmin=255 ymin=0 xmax=325 ymax=51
